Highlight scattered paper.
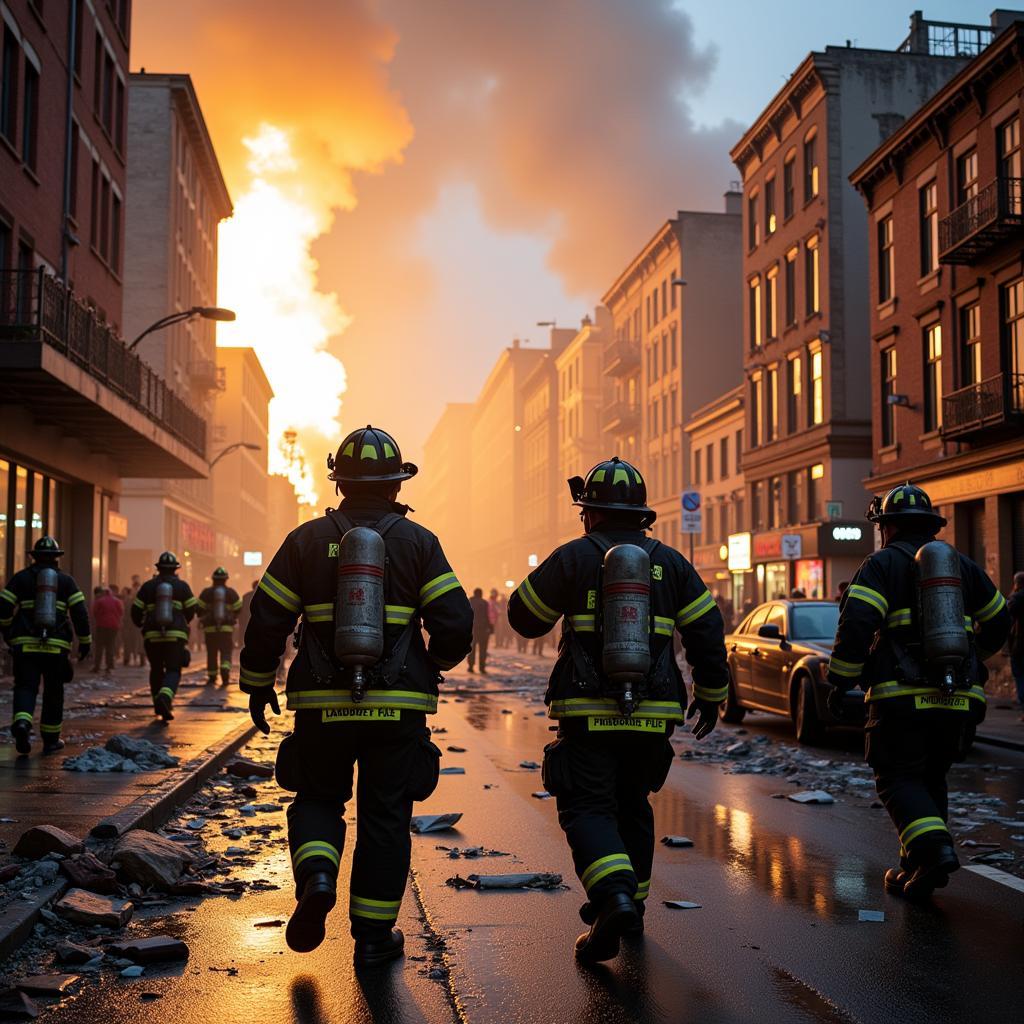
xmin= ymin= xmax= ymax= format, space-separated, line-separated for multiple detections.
xmin=661 ymin=836 xmax=694 ymax=848
xmin=410 ymin=813 xmax=463 ymax=834
xmin=788 ymin=790 xmax=834 ymax=804
xmin=858 ymin=910 xmax=885 ymax=923
xmin=663 ymin=900 xmax=702 ymax=909
xmin=447 ymin=872 xmax=564 ymax=890
xmin=439 ymin=767 xmax=466 ymax=775
xmin=531 ymin=791 xmax=552 ymax=800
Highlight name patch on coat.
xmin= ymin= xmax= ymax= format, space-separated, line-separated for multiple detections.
xmin=322 ymin=707 xmax=400 ymax=722
xmin=587 ymin=715 xmax=667 ymax=733
xmin=913 ymin=695 xmax=969 ymax=712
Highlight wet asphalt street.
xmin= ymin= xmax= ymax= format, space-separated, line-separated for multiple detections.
xmin=24 ymin=650 xmax=1024 ymax=1024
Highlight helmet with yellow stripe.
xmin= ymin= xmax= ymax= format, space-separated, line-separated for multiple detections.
xmin=867 ymin=481 xmax=946 ymax=530
xmin=327 ymin=425 xmax=418 ymax=484
xmin=567 ymin=457 xmax=656 ymax=525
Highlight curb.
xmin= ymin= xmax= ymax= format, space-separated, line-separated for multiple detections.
xmin=0 ymin=716 xmax=258 ymax=963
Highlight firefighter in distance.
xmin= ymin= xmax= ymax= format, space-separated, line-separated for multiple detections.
xmin=827 ymin=483 xmax=1010 ymax=900
xmin=197 ymin=567 xmax=242 ymax=685
xmin=240 ymin=425 xmax=472 ymax=967
xmin=0 ymin=537 xmax=91 ymax=755
xmin=508 ymin=457 xmax=729 ymax=964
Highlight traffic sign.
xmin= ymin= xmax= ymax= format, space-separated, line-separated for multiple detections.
xmin=781 ymin=534 xmax=803 ymax=560
xmin=826 ymin=500 xmax=843 ymax=521
xmin=681 ymin=491 xmax=702 ymax=534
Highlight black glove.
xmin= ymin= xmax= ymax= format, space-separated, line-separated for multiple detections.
xmin=249 ymin=689 xmax=281 ymax=735
xmin=826 ymin=685 xmax=847 ymax=718
xmin=77 ymin=643 xmax=91 ymax=662
xmin=686 ymin=697 xmax=719 ymax=740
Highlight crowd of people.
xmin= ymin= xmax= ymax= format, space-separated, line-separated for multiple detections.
xmin=466 ymin=586 xmax=557 ymax=673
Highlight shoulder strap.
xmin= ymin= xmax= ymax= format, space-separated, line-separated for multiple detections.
xmin=585 ymin=532 xmax=614 ymax=556
xmin=326 ymin=509 xmax=355 ymax=539
xmin=888 ymin=540 xmax=919 ymax=562
xmin=374 ymin=512 xmax=404 ymax=538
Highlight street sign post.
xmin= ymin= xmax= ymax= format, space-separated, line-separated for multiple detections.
xmin=681 ymin=491 xmax=701 ymax=564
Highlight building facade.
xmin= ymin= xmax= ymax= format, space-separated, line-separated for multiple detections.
xmin=730 ymin=23 xmax=976 ymax=601
xmin=850 ymin=14 xmax=1024 ymax=591
xmin=119 ymin=72 xmax=232 ymax=585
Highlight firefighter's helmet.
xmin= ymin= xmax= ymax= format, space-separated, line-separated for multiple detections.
xmin=567 ymin=457 xmax=656 ymax=525
xmin=867 ymin=482 xmax=946 ymax=529
xmin=30 ymin=536 xmax=64 ymax=560
xmin=156 ymin=551 xmax=181 ymax=571
xmin=212 ymin=566 xmax=229 ymax=581
xmin=327 ymin=425 xmax=418 ymax=484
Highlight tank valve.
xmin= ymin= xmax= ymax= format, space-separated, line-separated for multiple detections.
xmin=351 ymin=665 xmax=367 ymax=704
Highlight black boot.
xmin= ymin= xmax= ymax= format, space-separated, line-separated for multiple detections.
xmin=42 ymin=737 xmax=65 ymax=755
xmin=286 ymin=872 xmax=337 ymax=953
xmin=574 ymin=892 xmax=640 ymax=964
xmin=903 ymin=842 xmax=960 ymax=901
xmin=11 ymin=720 xmax=31 ymax=756
xmin=883 ymin=868 xmax=907 ymax=895
xmin=155 ymin=693 xmax=174 ymax=722
xmin=354 ymin=927 xmax=405 ymax=968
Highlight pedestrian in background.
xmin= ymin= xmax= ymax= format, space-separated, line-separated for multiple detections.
xmin=91 ymin=586 xmax=123 ymax=675
xmin=1008 ymin=571 xmax=1024 ymax=722
xmin=237 ymin=579 xmax=259 ymax=644
xmin=468 ymin=587 xmax=492 ymax=674
xmin=122 ymin=577 xmax=144 ymax=666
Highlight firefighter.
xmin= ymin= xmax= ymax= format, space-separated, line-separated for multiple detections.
xmin=240 ymin=425 xmax=472 ymax=967
xmin=130 ymin=552 xmax=197 ymax=722
xmin=197 ymin=568 xmax=242 ymax=685
xmin=0 ymin=537 xmax=91 ymax=755
xmin=827 ymin=483 xmax=1010 ymax=900
xmin=507 ymin=457 xmax=728 ymax=964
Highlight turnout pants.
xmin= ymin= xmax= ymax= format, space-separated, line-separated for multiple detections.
xmin=204 ymin=631 xmax=234 ymax=683
xmin=275 ymin=709 xmax=441 ymax=938
xmin=11 ymin=653 xmax=68 ymax=741
xmin=865 ymin=707 xmax=970 ymax=869
xmin=543 ymin=720 xmax=675 ymax=913
xmin=144 ymin=640 xmax=185 ymax=710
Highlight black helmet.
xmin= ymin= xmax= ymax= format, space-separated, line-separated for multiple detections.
xmin=568 ymin=457 xmax=656 ymax=525
xmin=156 ymin=551 xmax=181 ymax=571
xmin=31 ymin=536 xmax=63 ymax=560
xmin=327 ymin=425 xmax=418 ymax=484
xmin=867 ymin=482 xmax=946 ymax=529
xmin=212 ymin=566 xmax=229 ymax=581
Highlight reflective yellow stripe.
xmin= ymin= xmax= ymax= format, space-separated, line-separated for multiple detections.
xmin=231 ymin=600 xmax=243 ymax=611
xmin=385 ymin=604 xmax=416 ymax=625
xmin=885 ymin=608 xmax=912 ymax=628
xmin=78 ymin=635 xmax=92 ymax=644
xmin=693 ymin=684 xmax=729 ymax=702
xmin=286 ymin=689 xmax=438 ymax=713
xmin=676 ymin=589 xmax=715 ymax=627
xmin=158 ymin=687 xmax=175 ymax=700
xmin=259 ymin=572 xmax=301 ymax=614
xmin=828 ymin=656 xmax=864 ymax=678
xmin=867 ymin=681 xmax=986 ymax=703
xmin=350 ymin=895 xmax=402 ymax=921
xmin=240 ymin=667 xmax=276 ymax=688
xmin=12 ymin=637 xmax=71 ymax=650
xmin=635 ymin=879 xmax=651 ymax=901
xmin=549 ymin=697 xmax=685 ymax=721
xmin=67 ymin=591 xmax=85 ymax=607
xmin=516 ymin=577 xmax=560 ymax=624
xmin=304 ymin=602 xmax=334 ymax=624
xmin=974 ymin=591 xmax=1006 ymax=623
xmin=133 ymin=597 xmax=145 ymax=609
xmin=0 ymin=617 xmax=12 ymax=627
xmin=0 ymin=588 xmax=16 ymax=603
xmin=653 ymin=615 xmax=675 ymax=636
xmin=292 ymin=841 xmax=340 ymax=870
xmin=419 ymin=572 xmax=461 ymax=607
xmin=13 ymin=712 xmax=33 ymax=724
xmin=39 ymin=722 xmax=62 ymax=733
xmin=848 ymin=584 xmax=887 ymax=616
xmin=581 ymin=853 xmax=634 ymax=893
xmin=144 ymin=630 xmax=189 ymax=642
xmin=899 ymin=816 xmax=948 ymax=846
xmin=568 ymin=614 xmax=596 ymax=632
xmin=184 ymin=596 xmax=199 ymax=608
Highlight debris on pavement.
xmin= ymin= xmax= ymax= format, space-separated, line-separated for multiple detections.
xmin=410 ymin=813 xmax=463 ymax=833
xmin=13 ymin=975 xmax=79 ymax=996
xmin=446 ymin=745 xmax=467 ymax=753
xmin=108 ymin=936 xmax=189 ymax=963
xmin=519 ymin=761 xmax=540 ymax=770
xmin=112 ymin=830 xmax=193 ymax=889
xmin=60 ymin=852 xmax=118 ymax=894
xmin=12 ymin=825 xmax=83 ymax=860
xmin=0 ymin=988 xmax=39 ymax=1020
xmin=663 ymin=900 xmax=702 ymax=909
xmin=661 ymin=836 xmax=695 ymax=848
xmin=436 ymin=846 xmax=509 ymax=859
xmin=531 ymin=791 xmax=552 ymax=800
xmin=62 ymin=735 xmax=178 ymax=773
xmin=446 ymin=872 xmax=565 ymax=890
xmin=55 ymin=889 xmax=134 ymax=929
xmin=858 ymin=910 xmax=885 ymax=923
xmin=252 ymin=919 xmax=284 ymax=928
xmin=439 ymin=767 xmax=466 ymax=775
xmin=224 ymin=757 xmax=275 ymax=779
xmin=788 ymin=790 xmax=835 ymax=804
xmin=119 ymin=966 xmax=145 ymax=978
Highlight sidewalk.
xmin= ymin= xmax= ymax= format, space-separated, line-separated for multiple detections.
xmin=0 ymin=661 xmax=250 ymax=861
xmin=976 ymin=702 xmax=1024 ymax=752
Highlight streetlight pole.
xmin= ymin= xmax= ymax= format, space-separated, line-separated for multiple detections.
xmin=128 ymin=306 xmax=236 ymax=352
xmin=208 ymin=442 xmax=261 ymax=469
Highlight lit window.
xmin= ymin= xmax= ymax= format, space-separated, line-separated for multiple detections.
xmin=749 ymin=277 xmax=762 ymax=348
xmin=878 ymin=216 xmax=894 ymax=303
xmin=810 ymin=348 xmax=823 ymax=425
xmin=803 ymin=133 xmax=819 ymax=201
xmin=961 ymin=304 xmax=981 ymax=387
xmin=766 ymin=266 xmax=778 ymax=340
xmin=881 ymin=348 xmax=897 ymax=447
xmin=805 ymin=236 xmax=820 ymax=316
xmin=923 ymin=323 xmax=943 ymax=432
xmin=919 ymin=183 xmax=938 ymax=276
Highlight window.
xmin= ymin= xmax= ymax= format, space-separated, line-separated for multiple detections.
xmin=783 ymin=153 xmax=795 ymax=220
xmin=803 ymin=132 xmax=819 ymax=201
xmin=720 ymin=436 xmax=729 ymax=478
xmin=99 ymin=175 xmax=110 ymax=261
xmin=69 ymin=126 xmax=80 ymax=218
xmin=878 ymin=216 xmax=894 ymax=303
xmin=652 ymin=287 xmax=659 ymax=324
xmin=1 ymin=26 xmax=18 ymax=146
xmin=784 ymin=248 xmax=797 ymax=326
xmin=923 ymin=323 xmax=943 ymax=432
xmin=766 ymin=266 xmax=778 ymax=340
xmin=749 ymin=277 xmax=762 ymax=348
xmin=787 ymin=353 xmax=802 ymax=432
xmin=111 ymin=192 xmax=121 ymax=274
xmin=789 ymin=469 xmax=805 ymax=524
xmin=92 ymin=31 xmax=102 ymax=110
xmin=881 ymin=347 xmax=897 ymax=447
xmin=961 ymin=304 xmax=981 ymax=387
xmin=735 ymin=428 xmax=743 ymax=466
xmin=765 ymin=177 xmax=776 ymax=236
xmin=805 ymin=236 xmax=820 ymax=315
xmin=768 ymin=476 xmax=783 ymax=528
xmin=752 ymin=480 xmax=766 ymax=531
xmin=999 ymin=118 xmax=1021 ymax=216
xmin=693 ymin=448 xmax=702 ymax=486
xmin=21 ymin=60 xmax=38 ymax=171
xmin=919 ymin=183 xmax=938 ymax=276
xmin=810 ymin=347 xmax=823 ymax=425
xmin=89 ymin=158 xmax=100 ymax=249
xmin=115 ymin=76 xmax=125 ymax=153
xmin=706 ymin=443 xmax=714 ymax=483
xmin=101 ymin=54 xmax=115 ymax=136
xmin=73 ymin=0 xmax=84 ymax=77
xmin=1002 ymin=280 xmax=1024 ymax=409
xmin=957 ymin=149 xmax=978 ymax=205
xmin=748 ymin=191 xmax=760 ymax=250
xmin=809 ymin=463 xmax=824 ymax=519
xmin=766 ymin=365 xmax=779 ymax=442
xmin=750 ymin=371 xmax=763 ymax=447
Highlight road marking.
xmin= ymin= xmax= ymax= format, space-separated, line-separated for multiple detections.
xmin=965 ymin=864 xmax=1024 ymax=894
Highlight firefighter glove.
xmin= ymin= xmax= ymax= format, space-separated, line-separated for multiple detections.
xmin=77 ymin=643 xmax=91 ymax=662
xmin=826 ymin=684 xmax=846 ymax=719
xmin=686 ymin=697 xmax=718 ymax=740
xmin=249 ymin=689 xmax=281 ymax=735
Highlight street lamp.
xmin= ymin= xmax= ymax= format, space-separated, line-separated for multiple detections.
xmin=536 ymin=320 xmax=557 ymax=328
xmin=209 ymin=442 xmax=260 ymax=469
xmin=128 ymin=306 xmax=236 ymax=351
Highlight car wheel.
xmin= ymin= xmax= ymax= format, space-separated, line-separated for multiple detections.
xmin=792 ymin=674 xmax=824 ymax=745
xmin=719 ymin=674 xmax=746 ymax=724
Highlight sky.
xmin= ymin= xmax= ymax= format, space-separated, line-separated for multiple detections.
xmin=132 ymin=0 xmax=999 ymax=504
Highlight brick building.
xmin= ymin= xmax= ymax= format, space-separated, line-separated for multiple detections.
xmin=850 ymin=13 xmax=1024 ymax=590
xmin=730 ymin=17 xmax=977 ymax=601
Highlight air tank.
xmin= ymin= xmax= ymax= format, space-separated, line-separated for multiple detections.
xmin=154 ymin=580 xmax=175 ymax=630
xmin=33 ymin=567 xmax=59 ymax=635
xmin=212 ymin=585 xmax=228 ymax=626
xmin=334 ymin=527 xmax=386 ymax=703
xmin=601 ymin=544 xmax=652 ymax=716
xmin=915 ymin=540 xmax=968 ymax=695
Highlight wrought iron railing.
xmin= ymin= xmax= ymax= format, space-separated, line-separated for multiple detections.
xmin=941 ymin=372 xmax=1024 ymax=436
xmin=0 ymin=268 xmax=207 ymax=457
xmin=602 ymin=337 xmax=640 ymax=375
xmin=939 ymin=177 xmax=1023 ymax=257
xmin=602 ymin=398 xmax=640 ymax=431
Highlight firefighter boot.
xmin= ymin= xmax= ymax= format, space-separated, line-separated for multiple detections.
xmin=580 ymin=899 xmax=645 ymax=938
xmin=154 ymin=692 xmax=174 ymax=722
xmin=11 ymin=720 xmax=31 ymax=756
xmin=903 ymin=841 xmax=960 ymax=901
xmin=884 ymin=851 xmax=912 ymax=895
xmin=286 ymin=872 xmax=337 ymax=953
xmin=353 ymin=927 xmax=405 ymax=968
xmin=42 ymin=736 xmax=65 ymax=755
xmin=574 ymin=892 xmax=640 ymax=964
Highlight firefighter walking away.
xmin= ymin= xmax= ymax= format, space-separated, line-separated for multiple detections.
xmin=239 ymin=425 xmax=472 ymax=966
xmin=508 ymin=457 xmax=728 ymax=964
xmin=0 ymin=537 xmax=91 ymax=756
xmin=827 ymin=483 xmax=1010 ymax=900
xmin=131 ymin=552 xmax=197 ymax=722
xmin=197 ymin=568 xmax=242 ymax=685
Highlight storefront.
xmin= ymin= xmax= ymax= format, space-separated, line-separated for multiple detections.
xmin=0 ymin=456 xmax=71 ymax=582
xmin=727 ymin=532 xmax=754 ymax=614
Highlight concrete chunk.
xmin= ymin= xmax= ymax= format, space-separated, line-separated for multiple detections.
xmin=113 ymin=831 xmax=192 ymax=889
xmin=60 ymin=853 xmax=117 ymax=895
xmin=55 ymin=890 xmax=133 ymax=929
xmin=0 ymin=989 xmax=39 ymax=1019
xmin=13 ymin=976 xmax=79 ymax=996
xmin=787 ymin=790 xmax=834 ymax=804
xmin=108 ymin=936 xmax=189 ymax=964
xmin=224 ymin=757 xmax=274 ymax=779
xmin=410 ymin=813 xmax=462 ymax=834
xmin=12 ymin=826 xmax=83 ymax=860
xmin=55 ymin=942 xmax=99 ymax=966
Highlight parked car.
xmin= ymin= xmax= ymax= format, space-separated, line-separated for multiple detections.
xmin=722 ymin=599 xmax=865 ymax=744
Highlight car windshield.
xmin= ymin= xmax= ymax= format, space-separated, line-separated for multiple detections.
xmin=789 ymin=603 xmax=839 ymax=640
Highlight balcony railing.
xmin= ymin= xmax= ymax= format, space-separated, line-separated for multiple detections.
xmin=189 ymin=359 xmax=226 ymax=392
xmin=941 ymin=372 xmax=1024 ymax=440
xmin=602 ymin=337 xmax=640 ymax=378
xmin=938 ymin=177 xmax=1024 ymax=265
xmin=0 ymin=268 xmax=207 ymax=457
xmin=602 ymin=399 xmax=640 ymax=433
